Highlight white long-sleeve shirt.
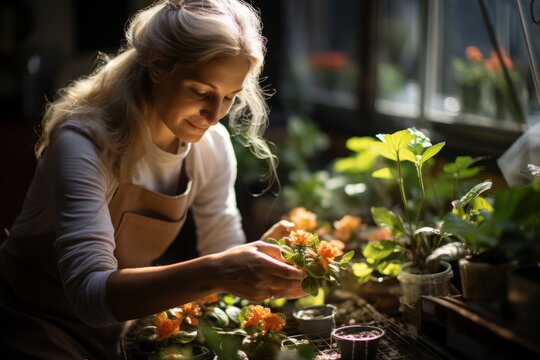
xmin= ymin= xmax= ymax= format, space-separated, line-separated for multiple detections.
xmin=9 ymin=120 xmax=246 ymax=327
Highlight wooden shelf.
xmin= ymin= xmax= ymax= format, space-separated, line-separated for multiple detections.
xmin=420 ymin=295 xmax=540 ymax=360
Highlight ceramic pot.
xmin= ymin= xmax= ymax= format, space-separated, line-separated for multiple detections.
xmin=293 ymin=304 xmax=337 ymax=338
xmin=398 ymin=261 xmax=453 ymax=307
xmin=397 ymin=261 xmax=453 ymax=329
xmin=459 ymin=258 xmax=517 ymax=302
xmin=331 ymin=325 xmax=384 ymax=360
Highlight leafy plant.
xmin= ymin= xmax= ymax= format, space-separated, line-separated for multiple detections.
xmin=442 ymin=181 xmax=540 ymax=265
xmin=355 ymin=128 xmax=490 ymax=277
xmin=267 ymin=230 xmax=354 ymax=296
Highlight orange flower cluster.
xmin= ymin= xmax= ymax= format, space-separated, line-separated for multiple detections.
xmin=332 ymin=215 xmax=362 ymax=242
xmin=153 ymin=293 xmax=219 ymax=342
xmin=283 ymin=207 xmax=317 ymax=232
xmin=242 ymin=305 xmax=285 ymax=333
xmin=317 ymin=240 xmax=338 ymax=269
xmin=367 ymin=227 xmax=393 ymax=242
xmin=465 ymin=45 xmax=514 ymax=72
xmin=283 ymin=207 xmax=363 ymax=244
xmin=288 ymin=229 xmax=313 ymax=246
xmin=172 ymin=302 xmax=203 ymax=326
xmin=155 ymin=312 xmax=182 ymax=342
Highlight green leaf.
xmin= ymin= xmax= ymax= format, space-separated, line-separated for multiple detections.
xmin=301 ymin=276 xmax=320 ymax=297
xmin=426 ymin=242 xmax=465 ymax=263
xmin=339 ymin=250 xmax=355 ymax=264
xmin=304 ymin=262 xmax=326 ymax=278
xmin=371 ymin=167 xmax=395 ymax=180
xmin=420 ymin=142 xmax=445 ymax=164
xmin=206 ymin=307 xmax=229 ymax=327
xmin=225 ymin=306 xmax=241 ymax=325
xmin=452 ymin=180 xmax=493 ymax=210
xmin=400 ymin=148 xmax=417 ymax=163
xmin=376 ymin=261 xmax=401 ymax=276
xmin=352 ymin=262 xmax=373 ymax=279
xmin=176 ymin=329 xmax=198 ymax=343
xmin=345 ymin=136 xmax=378 ymax=152
xmin=370 ymin=207 xmax=404 ymax=234
xmin=362 ymin=240 xmax=400 ymax=260
xmin=265 ymin=238 xmax=280 ymax=245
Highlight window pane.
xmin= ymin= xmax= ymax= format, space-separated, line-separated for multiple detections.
xmin=427 ymin=0 xmax=538 ymax=130
xmin=282 ymin=0 xmax=360 ymax=109
xmin=375 ymin=0 xmax=421 ymax=118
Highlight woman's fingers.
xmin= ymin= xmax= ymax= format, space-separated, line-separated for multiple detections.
xmin=261 ymin=220 xmax=295 ymax=241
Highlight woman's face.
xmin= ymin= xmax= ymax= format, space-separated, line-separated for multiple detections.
xmin=150 ymin=55 xmax=251 ymax=149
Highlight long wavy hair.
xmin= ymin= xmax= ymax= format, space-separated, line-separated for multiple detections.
xmin=35 ymin=0 xmax=276 ymax=185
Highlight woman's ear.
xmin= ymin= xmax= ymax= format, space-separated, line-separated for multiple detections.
xmin=147 ymin=51 xmax=164 ymax=83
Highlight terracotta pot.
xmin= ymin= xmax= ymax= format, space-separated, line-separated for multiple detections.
xmin=459 ymin=258 xmax=517 ymax=302
xmin=293 ymin=304 xmax=337 ymax=338
xmin=331 ymin=325 xmax=384 ymax=360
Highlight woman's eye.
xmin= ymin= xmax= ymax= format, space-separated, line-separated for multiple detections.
xmin=191 ymin=88 xmax=209 ymax=98
xmin=224 ymin=96 xmax=234 ymax=103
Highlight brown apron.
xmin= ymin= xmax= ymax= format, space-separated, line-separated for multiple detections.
xmin=0 ymin=157 xmax=193 ymax=359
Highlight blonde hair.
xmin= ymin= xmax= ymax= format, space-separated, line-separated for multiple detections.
xmin=36 ymin=0 xmax=276 ymax=185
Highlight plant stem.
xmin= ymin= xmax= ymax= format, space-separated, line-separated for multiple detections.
xmin=396 ymin=154 xmax=413 ymax=238
xmin=415 ymin=163 xmax=426 ymax=229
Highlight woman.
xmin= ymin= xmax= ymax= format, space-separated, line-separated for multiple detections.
xmin=0 ymin=0 xmax=304 ymax=358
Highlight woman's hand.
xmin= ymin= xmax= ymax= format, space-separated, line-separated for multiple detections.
xmin=261 ymin=220 xmax=295 ymax=241
xmin=214 ymin=240 xmax=306 ymax=302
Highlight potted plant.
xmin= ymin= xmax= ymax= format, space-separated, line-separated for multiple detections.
xmin=441 ymin=174 xmax=540 ymax=301
xmin=331 ymin=324 xmax=385 ymax=360
xmin=126 ymin=297 xmax=216 ymax=360
xmin=350 ymin=128 xmax=490 ymax=325
xmin=266 ymin=229 xmax=354 ymax=297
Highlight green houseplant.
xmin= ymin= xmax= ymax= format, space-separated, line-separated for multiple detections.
xmin=441 ymin=176 xmax=540 ymax=302
xmin=349 ymin=128 xmax=492 ymax=324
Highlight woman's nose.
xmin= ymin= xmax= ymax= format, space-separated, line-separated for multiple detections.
xmin=200 ymin=99 xmax=222 ymax=124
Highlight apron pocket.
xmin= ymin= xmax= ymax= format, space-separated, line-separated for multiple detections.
xmin=114 ymin=212 xmax=184 ymax=268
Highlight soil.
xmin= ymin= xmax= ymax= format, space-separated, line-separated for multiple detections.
xmin=336 ymin=330 xmax=382 ymax=340
xmin=297 ymin=309 xmax=327 ymax=320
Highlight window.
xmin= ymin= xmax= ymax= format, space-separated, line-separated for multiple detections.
xmin=282 ymin=0 xmax=540 ymax=155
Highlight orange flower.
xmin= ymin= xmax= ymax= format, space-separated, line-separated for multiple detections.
xmin=308 ymin=51 xmax=349 ymax=70
xmin=288 ymin=230 xmax=313 ymax=246
xmin=465 ymin=45 xmax=483 ymax=63
xmin=180 ymin=302 xmax=202 ymax=326
xmin=367 ymin=227 xmax=393 ymax=242
xmin=198 ymin=293 xmax=219 ymax=305
xmin=261 ymin=313 xmax=285 ymax=332
xmin=333 ymin=215 xmax=362 ymax=241
xmin=485 ymin=50 xmax=514 ymax=72
xmin=243 ymin=305 xmax=272 ymax=328
xmin=155 ymin=312 xmax=182 ymax=342
xmin=317 ymin=241 xmax=338 ymax=262
xmin=284 ymin=207 xmax=317 ymax=232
